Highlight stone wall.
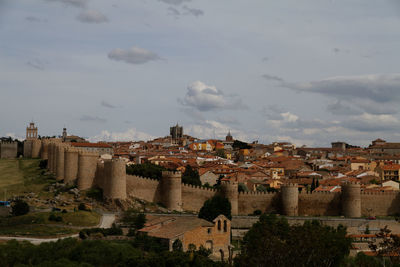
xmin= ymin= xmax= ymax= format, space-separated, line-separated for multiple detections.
xmin=0 ymin=142 xmax=17 ymax=159
xmin=361 ymin=192 xmax=400 ymax=216
xmin=238 ymin=192 xmax=279 ymax=215
xmin=298 ymin=191 xmax=341 ymax=216
xmin=126 ymin=175 xmax=161 ymax=203
xmin=181 ymin=184 xmax=216 ymax=212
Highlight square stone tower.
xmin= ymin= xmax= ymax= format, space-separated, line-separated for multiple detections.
xmin=26 ymin=122 xmax=38 ymax=140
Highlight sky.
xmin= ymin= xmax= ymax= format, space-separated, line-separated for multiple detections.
xmin=1 ymin=0 xmax=400 ymax=147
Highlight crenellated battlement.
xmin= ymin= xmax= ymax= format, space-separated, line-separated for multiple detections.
xmin=238 ymin=191 xmax=277 ymax=196
xmin=182 ymin=183 xmax=217 ymax=192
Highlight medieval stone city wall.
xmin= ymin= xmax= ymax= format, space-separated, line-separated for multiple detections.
xmin=361 ymin=192 xmax=400 ymax=216
xmin=181 ymin=184 xmax=216 ymax=212
xmin=0 ymin=142 xmax=18 ymax=159
xmin=298 ymin=191 xmax=341 ymax=216
xmin=238 ymin=192 xmax=278 ymax=215
xmin=40 ymin=139 xmax=400 ymax=217
xmin=126 ymin=175 xmax=162 ymax=203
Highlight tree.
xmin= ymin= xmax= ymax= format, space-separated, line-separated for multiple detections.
xmin=198 ymin=195 xmax=231 ymax=222
xmin=122 ymin=209 xmax=147 ymax=233
xmin=369 ymin=226 xmax=400 ymax=265
xmin=126 ymin=162 xmax=168 ymax=180
xmin=311 ymin=178 xmax=316 ymax=192
xmin=232 ymin=140 xmax=251 ymax=150
xmin=316 ymin=179 xmax=320 ymax=188
xmin=256 ymin=185 xmax=267 ymax=192
xmin=216 ymin=149 xmax=226 ymax=158
xmin=182 ymin=165 xmax=201 ymax=186
xmin=235 ymin=214 xmax=352 ymax=267
xmin=172 ymin=239 xmax=183 ymax=251
xmin=238 ymin=183 xmax=248 ymax=193
xmin=11 ymin=199 xmax=29 ymax=216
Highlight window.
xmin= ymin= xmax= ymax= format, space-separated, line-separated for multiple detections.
xmin=208 ymin=228 xmax=212 ymax=234
xmin=217 ymin=220 xmax=221 ymax=231
xmin=223 ymin=220 xmax=227 ymax=232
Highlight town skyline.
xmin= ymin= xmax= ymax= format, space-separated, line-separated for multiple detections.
xmin=2 ymin=0 xmax=400 ymax=147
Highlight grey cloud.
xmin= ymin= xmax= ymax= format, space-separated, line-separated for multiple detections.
xmin=216 ymin=116 xmax=240 ymax=125
xmin=101 ymin=101 xmax=116 ymax=108
xmin=182 ymin=5 xmax=204 ymax=17
xmin=326 ymin=101 xmax=362 ymax=116
xmin=262 ymin=74 xmax=284 ymax=82
xmin=76 ymin=10 xmax=108 ymax=23
xmin=167 ymin=7 xmax=180 ymax=17
xmin=44 ymin=0 xmax=88 ymax=8
xmin=25 ymin=16 xmax=45 ymax=22
xmin=108 ymin=46 xmax=161 ymax=65
xmin=283 ymin=73 xmax=400 ymax=115
xmin=80 ymin=115 xmax=107 ymax=123
xmin=333 ymin=48 xmax=340 ymax=53
xmin=158 ymin=0 xmax=191 ymax=5
xmin=261 ymin=57 xmax=269 ymax=62
xmin=26 ymin=59 xmax=47 ymax=70
xmin=178 ymin=81 xmax=247 ymax=112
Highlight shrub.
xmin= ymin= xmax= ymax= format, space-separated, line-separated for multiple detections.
xmin=11 ymin=199 xmax=30 ymax=216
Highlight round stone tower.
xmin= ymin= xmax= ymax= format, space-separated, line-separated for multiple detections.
xmin=64 ymin=147 xmax=79 ymax=184
xmin=281 ymin=183 xmax=299 ymax=216
xmin=48 ymin=143 xmax=53 ymax=172
xmin=162 ymin=171 xmax=182 ymax=211
xmin=31 ymin=139 xmax=42 ymax=158
xmin=56 ymin=144 xmax=66 ymax=181
xmin=41 ymin=139 xmax=49 ymax=160
xmin=341 ymin=182 xmax=361 ymax=218
xmin=221 ymin=180 xmax=239 ymax=216
xmin=94 ymin=160 xmax=105 ymax=189
xmin=23 ymin=140 xmax=33 ymax=158
xmin=51 ymin=143 xmax=58 ymax=174
xmin=106 ymin=159 xmax=126 ymax=200
xmin=77 ymin=151 xmax=99 ymax=190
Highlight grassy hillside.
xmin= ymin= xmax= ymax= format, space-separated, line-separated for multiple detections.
xmin=0 ymin=159 xmax=55 ymax=199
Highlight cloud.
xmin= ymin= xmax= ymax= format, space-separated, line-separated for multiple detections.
xmin=44 ymin=0 xmax=88 ymax=8
xmin=342 ymin=113 xmax=400 ymax=132
xmin=26 ymin=59 xmax=46 ymax=70
xmin=333 ymin=48 xmax=340 ymax=53
xmin=262 ymin=74 xmax=284 ymax=82
xmin=261 ymin=57 xmax=269 ymax=62
xmin=89 ymin=128 xmax=155 ymax=142
xmin=158 ymin=0 xmax=191 ymax=5
xmin=182 ymin=5 xmax=204 ymax=17
xmin=76 ymin=10 xmax=108 ymax=23
xmin=25 ymin=16 xmax=45 ymax=22
xmin=101 ymin=101 xmax=116 ymax=108
xmin=178 ymin=81 xmax=247 ymax=112
xmin=79 ymin=115 xmax=107 ymax=123
xmin=167 ymin=7 xmax=180 ymax=17
xmin=283 ymin=73 xmax=400 ymax=115
xmin=108 ymin=46 xmax=162 ymax=65
xmin=326 ymin=101 xmax=362 ymax=116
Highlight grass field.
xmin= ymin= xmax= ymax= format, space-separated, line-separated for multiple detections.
xmin=0 ymin=158 xmax=55 ymax=199
xmin=0 ymin=211 xmax=101 ymax=237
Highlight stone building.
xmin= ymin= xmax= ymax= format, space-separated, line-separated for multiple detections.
xmin=70 ymin=142 xmax=113 ymax=156
xmin=139 ymin=214 xmax=231 ymax=258
xmin=170 ymin=123 xmax=183 ymax=144
xmin=26 ymin=122 xmax=38 ymax=140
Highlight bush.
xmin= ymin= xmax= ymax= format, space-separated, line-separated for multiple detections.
xmin=11 ymin=199 xmax=30 ymax=216
xmin=253 ymin=210 xmax=262 ymax=216
xmin=86 ymin=187 xmax=103 ymax=201
xmin=48 ymin=213 xmax=63 ymax=222
xmin=198 ymin=195 xmax=231 ymax=222
xmin=78 ymin=203 xmax=88 ymax=211
xmin=39 ymin=160 xmax=48 ymax=169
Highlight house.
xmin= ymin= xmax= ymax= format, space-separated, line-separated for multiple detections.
xmin=139 ymin=215 xmax=231 ymax=258
xmin=199 ymin=169 xmax=219 ymax=186
xmin=375 ymin=163 xmax=400 ymax=181
xmin=70 ymin=142 xmax=113 ymax=156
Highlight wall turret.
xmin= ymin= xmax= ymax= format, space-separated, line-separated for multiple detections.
xmin=221 ymin=180 xmax=238 ymax=216
xmin=77 ymin=151 xmax=99 ymax=190
xmin=281 ymin=184 xmax=298 ymax=216
xmin=55 ymin=144 xmax=66 ymax=181
xmin=103 ymin=159 xmax=126 ymax=200
xmin=161 ymin=171 xmax=182 ymax=211
xmin=41 ymin=139 xmax=49 ymax=160
xmin=64 ymin=147 xmax=79 ymax=184
xmin=341 ymin=182 xmax=361 ymax=218
xmin=31 ymin=139 xmax=42 ymax=158
xmin=23 ymin=140 xmax=33 ymax=158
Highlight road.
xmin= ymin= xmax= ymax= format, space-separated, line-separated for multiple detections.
xmin=0 ymin=212 xmax=116 ymax=244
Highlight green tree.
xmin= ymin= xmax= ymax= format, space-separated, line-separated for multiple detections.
xmin=256 ymin=185 xmax=267 ymax=192
xmin=235 ymin=214 xmax=352 ymax=267
xmin=369 ymin=226 xmax=400 ymax=265
xmin=11 ymin=199 xmax=29 ymax=216
xmin=126 ymin=162 xmax=168 ymax=180
xmin=198 ymin=195 xmax=231 ymax=222
xmin=311 ymin=178 xmax=316 ymax=192
xmin=182 ymin=165 xmax=201 ymax=186
xmin=216 ymin=149 xmax=226 ymax=158
xmin=238 ymin=183 xmax=248 ymax=193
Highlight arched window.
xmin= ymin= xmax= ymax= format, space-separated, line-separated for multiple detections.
xmin=223 ymin=220 xmax=227 ymax=232
xmin=218 ymin=220 xmax=221 ymax=231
